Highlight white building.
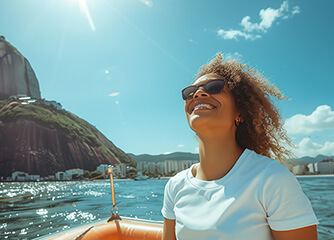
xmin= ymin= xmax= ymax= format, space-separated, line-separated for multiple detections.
xmin=28 ymin=175 xmax=40 ymax=181
xmin=148 ymin=162 xmax=156 ymax=172
xmin=96 ymin=164 xmax=126 ymax=178
xmin=307 ymin=163 xmax=316 ymax=173
xmin=55 ymin=171 xmax=66 ymax=180
xmin=97 ymin=164 xmax=110 ymax=175
xmin=137 ymin=160 xmax=199 ymax=175
xmin=156 ymin=162 xmax=164 ymax=173
xmin=63 ymin=169 xmax=84 ymax=180
xmin=119 ymin=164 xmax=126 ymax=178
xmin=65 ymin=169 xmax=84 ymax=175
xmin=315 ymin=160 xmax=334 ymax=174
xmin=163 ymin=160 xmax=199 ymax=174
xmin=48 ymin=175 xmax=56 ymax=180
xmin=113 ymin=164 xmax=126 ymax=178
xmin=137 ymin=162 xmax=147 ymax=172
xmin=292 ymin=165 xmax=305 ymax=175
xmin=12 ymin=171 xmax=29 ymax=181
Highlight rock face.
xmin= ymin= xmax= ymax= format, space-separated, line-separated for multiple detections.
xmin=0 ymin=100 xmax=136 ymax=177
xmin=0 ymin=36 xmax=41 ymax=100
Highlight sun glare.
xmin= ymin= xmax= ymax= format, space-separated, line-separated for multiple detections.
xmin=78 ymin=0 xmax=96 ymax=31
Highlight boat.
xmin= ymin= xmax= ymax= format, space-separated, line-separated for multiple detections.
xmin=134 ymin=171 xmax=149 ymax=181
xmin=35 ymin=168 xmax=163 ymax=240
xmin=36 ymin=216 xmax=163 ymax=240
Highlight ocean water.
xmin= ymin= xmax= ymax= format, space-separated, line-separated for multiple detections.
xmin=0 ymin=176 xmax=333 ymax=240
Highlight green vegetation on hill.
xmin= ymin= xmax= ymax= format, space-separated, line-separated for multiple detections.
xmin=0 ymin=100 xmax=99 ymax=146
xmin=0 ymin=99 xmax=136 ymax=167
xmin=0 ymin=99 xmax=8 ymax=109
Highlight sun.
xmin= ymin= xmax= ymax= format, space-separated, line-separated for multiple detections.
xmin=78 ymin=0 xmax=96 ymax=31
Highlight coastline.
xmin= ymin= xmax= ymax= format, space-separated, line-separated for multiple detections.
xmin=295 ymin=174 xmax=334 ymax=177
xmin=0 ymin=177 xmax=170 ymax=183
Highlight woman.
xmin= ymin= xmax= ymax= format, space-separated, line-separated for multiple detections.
xmin=161 ymin=54 xmax=318 ymax=240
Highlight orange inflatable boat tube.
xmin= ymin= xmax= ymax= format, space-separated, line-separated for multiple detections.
xmin=47 ymin=217 xmax=163 ymax=240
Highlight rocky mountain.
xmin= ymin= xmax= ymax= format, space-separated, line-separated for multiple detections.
xmin=0 ymin=37 xmax=135 ymax=178
xmin=0 ymin=36 xmax=41 ymax=100
xmin=0 ymin=99 xmax=136 ymax=178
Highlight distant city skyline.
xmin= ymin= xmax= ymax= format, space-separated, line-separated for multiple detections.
xmin=1 ymin=0 xmax=333 ymax=157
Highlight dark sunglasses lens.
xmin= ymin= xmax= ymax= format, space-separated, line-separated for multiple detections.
xmin=182 ymin=86 xmax=197 ymax=100
xmin=182 ymin=79 xmax=225 ymax=100
xmin=205 ymin=80 xmax=225 ymax=94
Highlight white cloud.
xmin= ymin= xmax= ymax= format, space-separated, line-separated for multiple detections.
xmin=293 ymin=138 xmax=334 ymax=158
xmin=241 ymin=8 xmax=281 ymax=32
xmin=217 ymin=1 xmax=300 ymax=41
xmin=285 ymin=105 xmax=334 ymax=134
xmin=108 ymin=92 xmax=120 ymax=97
xmin=292 ymin=6 xmax=300 ymax=16
xmin=177 ymin=144 xmax=185 ymax=148
xmin=217 ymin=29 xmax=261 ymax=40
xmin=140 ymin=0 xmax=153 ymax=7
xmin=241 ymin=1 xmax=290 ymax=33
xmin=163 ymin=152 xmax=171 ymax=155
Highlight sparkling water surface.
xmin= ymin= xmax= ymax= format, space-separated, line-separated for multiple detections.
xmin=0 ymin=177 xmax=333 ymax=239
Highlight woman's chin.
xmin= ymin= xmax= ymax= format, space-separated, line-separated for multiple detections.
xmin=188 ymin=115 xmax=212 ymax=132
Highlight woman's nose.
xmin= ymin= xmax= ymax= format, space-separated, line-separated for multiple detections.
xmin=193 ymin=88 xmax=209 ymax=99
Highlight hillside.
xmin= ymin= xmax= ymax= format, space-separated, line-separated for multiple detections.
xmin=293 ymin=155 xmax=334 ymax=164
xmin=129 ymin=150 xmax=332 ymax=165
xmin=0 ymin=99 xmax=136 ymax=177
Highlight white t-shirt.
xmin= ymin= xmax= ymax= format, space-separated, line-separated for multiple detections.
xmin=161 ymin=149 xmax=318 ymax=240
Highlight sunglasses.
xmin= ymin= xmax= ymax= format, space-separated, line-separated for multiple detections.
xmin=181 ymin=79 xmax=226 ymax=100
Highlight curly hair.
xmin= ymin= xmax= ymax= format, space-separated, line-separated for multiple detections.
xmin=196 ymin=53 xmax=292 ymax=164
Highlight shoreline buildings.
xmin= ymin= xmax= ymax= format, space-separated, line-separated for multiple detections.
xmin=3 ymin=163 xmax=127 ymax=181
xmin=4 ymin=158 xmax=334 ymax=181
xmin=137 ymin=160 xmax=200 ymax=175
xmin=292 ymin=158 xmax=334 ymax=175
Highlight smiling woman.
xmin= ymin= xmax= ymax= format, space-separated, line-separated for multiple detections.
xmin=161 ymin=53 xmax=319 ymax=240
xmin=194 ymin=54 xmax=291 ymax=164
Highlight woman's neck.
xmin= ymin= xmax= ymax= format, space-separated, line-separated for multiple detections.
xmin=194 ymin=134 xmax=243 ymax=181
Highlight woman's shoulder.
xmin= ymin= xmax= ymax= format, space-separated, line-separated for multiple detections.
xmin=245 ymin=149 xmax=289 ymax=172
xmin=242 ymin=149 xmax=294 ymax=181
xmin=248 ymin=153 xmax=297 ymax=189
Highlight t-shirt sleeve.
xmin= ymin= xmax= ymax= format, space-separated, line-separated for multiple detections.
xmin=161 ymin=179 xmax=176 ymax=220
xmin=260 ymin=162 xmax=319 ymax=231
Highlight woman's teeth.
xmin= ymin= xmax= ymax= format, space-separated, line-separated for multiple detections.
xmin=193 ymin=104 xmax=214 ymax=111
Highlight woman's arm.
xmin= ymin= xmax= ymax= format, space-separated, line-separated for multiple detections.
xmin=272 ymin=225 xmax=317 ymax=240
xmin=162 ymin=218 xmax=176 ymax=240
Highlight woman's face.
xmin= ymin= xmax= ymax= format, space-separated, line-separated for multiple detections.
xmin=184 ymin=73 xmax=240 ymax=137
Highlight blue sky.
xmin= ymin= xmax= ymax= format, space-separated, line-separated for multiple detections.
xmin=1 ymin=0 xmax=333 ymax=157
